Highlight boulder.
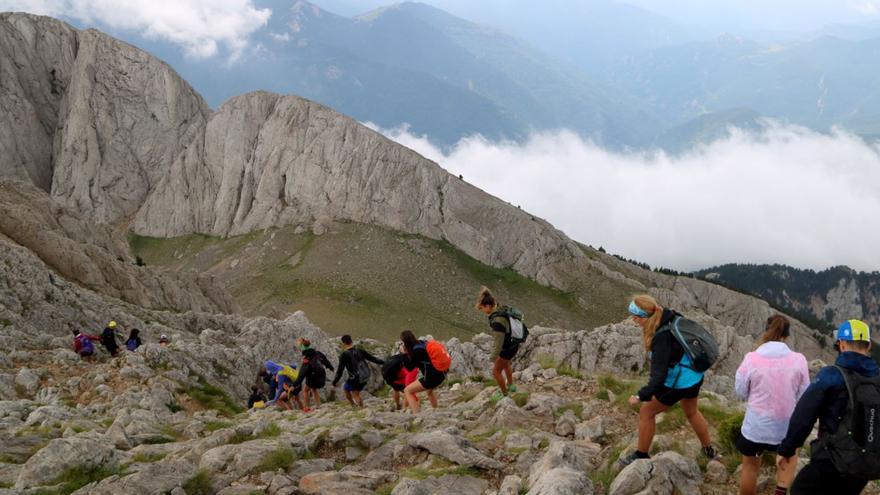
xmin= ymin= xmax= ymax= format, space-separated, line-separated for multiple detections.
xmin=555 ymin=410 xmax=577 ymax=438
xmin=408 ymin=430 xmax=504 ymax=470
xmin=392 ymin=474 xmax=488 ymax=495
xmin=16 ymin=436 xmax=117 ymax=488
xmin=15 ymin=368 xmax=41 ymax=395
xmin=72 ymin=458 xmax=198 ymax=494
xmin=609 ymin=452 xmax=702 ymax=495
xmin=575 ymin=417 xmax=605 ymax=443
xmin=298 ymin=470 xmax=396 ymax=495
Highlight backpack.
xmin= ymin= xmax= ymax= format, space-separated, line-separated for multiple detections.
xmin=351 ymin=349 xmax=372 ymax=383
xmin=77 ymin=335 xmax=94 ymax=354
xmin=491 ymin=306 xmax=529 ymax=345
xmin=656 ymin=316 xmax=718 ymax=373
xmin=382 ymin=354 xmax=407 ymax=384
xmin=819 ymin=366 xmax=880 ymax=479
xmin=416 ymin=340 xmax=451 ymax=373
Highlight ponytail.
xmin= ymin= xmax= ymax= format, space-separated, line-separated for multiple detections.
xmin=759 ymin=315 xmax=790 ymax=346
xmin=632 ymin=294 xmax=663 ymax=351
xmin=475 ymin=286 xmax=497 ymax=310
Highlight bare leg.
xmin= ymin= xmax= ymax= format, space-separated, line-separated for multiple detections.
xmin=344 ymin=389 xmax=355 ymax=406
xmin=278 ymin=392 xmax=291 ymax=410
xmin=739 ymin=455 xmax=760 ymax=495
xmin=393 ymin=390 xmax=402 ymax=410
xmin=302 ymin=386 xmax=312 ymax=409
xmin=493 ymin=357 xmax=509 ymax=394
xmin=504 ymin=362 xmax=514 ymax=387
xmin=312 ymin=388 xmax=321 ymax=407
xmin=404 ymin=381 xmax=426 ymax=414
xmin=426 ymin=388 xmax=438 ymax=408
xmin=776 ymin=449 xmax=799 ymax=488
xmin=679 ymin=397 xmax=711 ymax=447
xmin=353 ymin=391 xmax=363 ymax=407
xmin=637 ymin=398 xmax=669 ymax=453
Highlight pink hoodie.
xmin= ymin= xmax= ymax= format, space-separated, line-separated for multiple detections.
xmin=734 ymin=341 xmax=810 ymax=445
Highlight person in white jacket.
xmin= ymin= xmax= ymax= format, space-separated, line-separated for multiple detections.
xmin=734 ymin=315 xmax=810 ymax=495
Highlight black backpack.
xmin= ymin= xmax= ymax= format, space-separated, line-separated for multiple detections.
xmin=351 ymin=349 xmax=372 ymax=383
xmin=819 ymin=366 xmax=880 ymax=479
xmin=491 ymin=306 xmax=529 ymax=345
xmin=382 ymin=354 xmax=407 ymax=384
xmin=656 ymin=317 xmax=718 ymax=373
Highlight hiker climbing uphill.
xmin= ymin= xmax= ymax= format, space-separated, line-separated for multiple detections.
xmin=620 ymin=294 xmax=718 ymax=467
xmin=292 ymin=339 xmax=334 ymax=410
xmin=126 ymin=328 xmax=142 ymax=352
xmin=332 ymin=334 xmax=385 ymax=408
xmin=401 ymin=330 xmax=451 ymax=414
xmin=72 ymin=329 xmax=99 ymax=361
xmin=475 ymin=286 xmax=528 ymax=401
xmin=734 ymin=315 xmax=810 ymax=495
xmin=382 ymin=353 xmax=419 ymax=410
xmin=101 ymin=321 xmax=121 ymax=357
xmin=777 ymin=319 xmax=880 ymax=494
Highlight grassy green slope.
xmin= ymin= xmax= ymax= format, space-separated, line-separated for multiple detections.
xmin=130 ymin=222 xmax=632 ymax=343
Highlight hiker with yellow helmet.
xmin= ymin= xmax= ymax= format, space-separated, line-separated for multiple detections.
xmin=777 ymin=319 xmax=880 ymax=495
xmin=101 ymin=321 xmax=121 ymax=357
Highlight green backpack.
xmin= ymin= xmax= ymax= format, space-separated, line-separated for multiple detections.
xmin=491 ymin=306 xmax=529 ymax=345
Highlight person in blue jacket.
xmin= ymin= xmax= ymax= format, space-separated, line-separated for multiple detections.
xmin=777 ymin=319 xmax=879 ymax=495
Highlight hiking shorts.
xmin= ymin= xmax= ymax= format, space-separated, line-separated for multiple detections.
xmin=498 ymin=345 xmax=519 ymax=361
xmin=654 ymin=379 xmax=702 ymax=406
xmin=306 ymin=377 xmax=325 ymax=389
xmin=735 ymin=432 xmax=779 ymax=457
xmin=419 ymin=367 xmax=446 ymax=390
xmin=78 ymin=349 xmax=94 ymax=357
xmin=343 ymin=379 xmax=366 ymax=392
xmin=389 ymin=381 xmax=406 ymax=392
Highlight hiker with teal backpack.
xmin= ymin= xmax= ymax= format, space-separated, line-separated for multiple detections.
xmin=332 ymin=334 xmax=385 ymax=408
xmin=777 ymin=319 xmax=880 ymax=495
xmin=620 ymin=294 xmax=718 ymax=467
xmin=475 ymin=287 xmax=528 ymax=401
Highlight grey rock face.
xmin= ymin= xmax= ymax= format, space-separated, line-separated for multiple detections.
xmin=16 ymin=436 xmax=117 ymax=488
xmin=408 ymin=430 xmax=504 ymax=470
xmin=608 ymin=451 xmax=702 ymax=495
xmin=392 ymin=474 xmax=488 ymax=495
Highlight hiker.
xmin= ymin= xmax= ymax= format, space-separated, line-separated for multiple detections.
xmin=158 ymin=334 xmax=170 ymax=347
xmin=262 ymin=361 xmax=307 ymax=411
xmin=248 ymin=385 xmax=267 ymax=409
xmin=777 ymin=319 xmax=880 ymax=495
xmin=401 ymin=330 xmax=451 ymax=414
xmin=72 ymin=329 xmax=99 ymax=361
xmin=332 ymin=335 xmax=385 ymax=408
xmin=292 ymin=339 xmax=334 ymax=410
xmin=734 ymin=315 xmax=810 ymax=495
xmin=126 ymin=328 xmax=143 ymax=352
xmin=382 ymin=353 xmax=419 ymax=410
xmin=475 ymin=287 xmax=528 ymax=401
xmin=620 ymin=295 xmax=716 ymax=466
xmin=101 ymin=321 xmax=121 ymax=357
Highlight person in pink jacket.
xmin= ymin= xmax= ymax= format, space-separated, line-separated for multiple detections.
xmin=734 ymin=315 xmax=810 ymax=495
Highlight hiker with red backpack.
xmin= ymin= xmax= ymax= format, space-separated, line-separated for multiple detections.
xmin=777 ymin=319 xmax=880 ymax=495
xmin=400 ymin=330 xmax=451 ymax=414
xmin=620 ymin=294 xmax=718 ymax=467
xmin=475 ymin=287 xmax=528 ymax=401
xmin=72 ymin=329 xmax=99 ymax=361
xmin=332 ymin=335 xmax=385 ymax=408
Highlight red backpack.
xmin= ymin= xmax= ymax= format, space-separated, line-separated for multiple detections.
xmin=424 ymin=340 xmax=451 ymax=373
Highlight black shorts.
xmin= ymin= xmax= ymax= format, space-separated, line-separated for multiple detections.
xmin=498 ymin=345 xmax=519 ymax=361
xmin=654 ymin=380 xmax=702 ymax=406
xmin=418 ymin=367 xmax=446 ymax=390
xmin=735 ymin=433 xmax=779 ymax=457
xmin=306 ymin=377 xmax=325 ymax=389
xmin=390 ymin=382 xmax=406 ymax=392
xmin=344 ymin=379 xmax=365 ymax=392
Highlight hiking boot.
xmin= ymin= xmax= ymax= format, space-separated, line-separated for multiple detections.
xmin=618 ymin=451 xmax=649 ymax=468
xmin=490 ymin=390 xmax=507 ymax=402
xmin=508 ymin=384 xmax=518 ymax=393
xmin=702 ymin=445 xmax=717 ymax=460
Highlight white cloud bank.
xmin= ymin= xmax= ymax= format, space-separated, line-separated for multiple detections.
xmin=372 ymin=124 xmax=880 ymax=273
xmin=0 ymin=0 xmax=270 ymax=60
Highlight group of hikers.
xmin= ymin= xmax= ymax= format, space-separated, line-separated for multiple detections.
xmin=72 ymin=321 xmax=170 ymax=360
xmin=622 ymin=294 xmax=880 ymax=495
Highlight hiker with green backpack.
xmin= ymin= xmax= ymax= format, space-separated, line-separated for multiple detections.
xmin=777 ymin=319 xmax=880 ymax=494
xmin=619 ymin=294 xmax=718 ymax=467
xmin=475 ymin=287 xmax=528 ymax=401
xmin=332 ymin=334 xmax=385 ymax=408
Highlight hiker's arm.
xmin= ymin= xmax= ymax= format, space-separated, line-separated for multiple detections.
xmin=363 ymin=350 xmax=384 ymax=365
xmin=321 ymin=353 xmax=334 ymax=371
xmin=778 ymin=367 xmax=835 ymax=457
xmin=332 ymin=354 xmax=348 ymax=386
xmin=291 ymin=369 xmax=306 ymax=389
xmin=734 ymin=357 xmax=750 ymax=401
xmin=637 ymin=332 xmax=672 ymax=401
xmin=271 ymin=380 xmax=285 ymax=402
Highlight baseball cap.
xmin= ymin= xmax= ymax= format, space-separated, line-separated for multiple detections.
xmin=837 ymin=320 xmax=871 ymax=342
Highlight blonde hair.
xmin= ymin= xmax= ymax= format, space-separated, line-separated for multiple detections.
xmin=632 ymin=294 xmax=663 ymax=350
xmin=475 ymin=286 xmax=498 ymax=310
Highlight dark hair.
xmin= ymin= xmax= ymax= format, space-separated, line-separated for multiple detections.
xmin=258 ymin=368 xmax=267 ymax=377
xmin=301 ymin=338 xmax=311 ymax=348
xmin=341 ymin=335 xmax=353 ymax=345
xmin=475 ymin=286 xmax=496 ymax=309
xmin=72 ymin=329 xmax=80 ymax=336
xmin=848 ymin=340 xmax=872 ymax=351
xmin=251 ymin=385 xmax=259 ymax=392
xmin=400 ymin=330 xmax=418 ymax=354
xmin=760 ymin=315 xmax=791 ymax=345
xmin=128 ymin=328 xmax=140 ymax=338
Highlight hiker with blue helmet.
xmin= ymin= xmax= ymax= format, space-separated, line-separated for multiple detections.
xmin=619 ymin=294 xmax=716 ymax=467
xmin=777 ymin=319 xmax=880 ymax=495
